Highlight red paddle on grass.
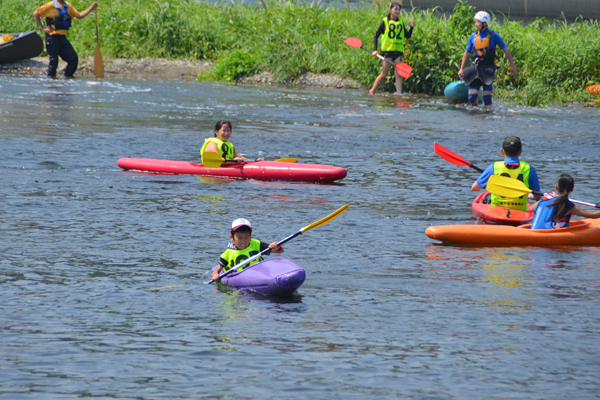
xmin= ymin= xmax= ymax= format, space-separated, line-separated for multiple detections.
xmin=344 ymin=37 xmax=412 ymax=79
xmin=433 ymin=142 xmax=483 ymax=173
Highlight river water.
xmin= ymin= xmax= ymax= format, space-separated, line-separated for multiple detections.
xmin=1 ymin=75 xmax=599 ymax=399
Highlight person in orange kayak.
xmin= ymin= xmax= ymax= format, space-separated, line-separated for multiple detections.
xmin=200 ymin=120 xmax=263 ymax=165
xmin=211 ymin=218 xmax=283 ymax=282
xmin=471 ymin=136 xmax=540 ymax=211
xmin=530 ymin=174 xmax=600 ymax=229
xmin=33 ymin=0 xmax=98 ymax=78
xmin=457 ymin=11 xmax=517 ymax=109
xmin=369 ymin=2 xmax=414 ymax=95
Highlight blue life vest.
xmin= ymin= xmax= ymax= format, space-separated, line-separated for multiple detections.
xmin=531 ymin=193 xmax=574 ymax=229
xmin=46 ymin=0 xmax=72 ymax=31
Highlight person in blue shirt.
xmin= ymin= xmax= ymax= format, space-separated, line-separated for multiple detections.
xmin=531 ymin=174 xmax=600 ymax=229
xmin=471 ymin=136 xmax=540 ymax=211
xmin=458 ymin=11 xmax=517 ymax=109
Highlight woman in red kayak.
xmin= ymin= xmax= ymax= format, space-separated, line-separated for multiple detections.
xmin=531 ymin=174 xmax=600 ymax=229
xmin=200 ymin=120 xmax=263 ymax=165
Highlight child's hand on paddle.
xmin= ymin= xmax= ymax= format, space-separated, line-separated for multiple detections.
xmin=266 ymin=242 xmax=283 ymax=255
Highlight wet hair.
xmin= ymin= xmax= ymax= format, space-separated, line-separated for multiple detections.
xmin=232 ymin=225 xmax=252 ymax=237
xmin=552 ymin=174 xmax=575 ymax=221
xmin=214 ymin=120 xmax=232 ymax=137
xmin=387 ymin=2 xmax=402 ymax=21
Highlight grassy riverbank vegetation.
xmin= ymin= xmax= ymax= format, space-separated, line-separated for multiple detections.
xmin=2 ymin=0 xmax=599 ymax=106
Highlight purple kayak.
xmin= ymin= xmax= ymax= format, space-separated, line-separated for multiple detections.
xmin=212 ymin=258 xmax=306 ymax=296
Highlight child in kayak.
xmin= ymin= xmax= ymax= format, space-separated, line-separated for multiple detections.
xmin=200 ymin=120 xmax=263 ymax=165
xmin=471 ymin=136 xmax=541 ymax=211
xmin=457 ymin=11 xmax=517 ymax=109
xmin=531 ymin=174 xmax=600 ymax=229
xmin=211 ymin=218 xmax=283 ymax=282
xmin=369 ymin=2 xmax=414 ymax=95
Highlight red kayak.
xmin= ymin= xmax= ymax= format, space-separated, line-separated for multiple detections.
xmin=472 ymin=192 xmax=535 ymax=226
xmin=117 ymin=158 xmax=347 ymax=183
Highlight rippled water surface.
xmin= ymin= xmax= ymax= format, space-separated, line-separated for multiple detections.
xmin=1 ymin=75 xmax=599 ymax=399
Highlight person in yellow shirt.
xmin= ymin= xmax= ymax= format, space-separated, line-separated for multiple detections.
xmin=33 ymin=0 xmax=98 ymax=77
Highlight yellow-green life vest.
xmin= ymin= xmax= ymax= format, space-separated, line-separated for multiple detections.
xmin=200 ymin=137 xmax=235 ymax=164
xmin=490 ymin=160 xmax=531 ymax=211
xmin=380 ymin=17 xmax=406 ymax=52
xmin=219 ymin=239 xmax=264 ymax=272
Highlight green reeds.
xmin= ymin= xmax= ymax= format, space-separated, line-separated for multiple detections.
xmin=3 ymin=0 xmax=598 ymax=106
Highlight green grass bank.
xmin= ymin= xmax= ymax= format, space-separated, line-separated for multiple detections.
xmin=2 ymin=0 xmax=599 ymax=106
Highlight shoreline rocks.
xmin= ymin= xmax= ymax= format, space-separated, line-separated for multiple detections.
xmin=0 ymin=56 xmax=363 ymax=88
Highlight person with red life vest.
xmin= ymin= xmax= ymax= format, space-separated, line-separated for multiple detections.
xmin=458 ymin=11 xmax=517 ymax=109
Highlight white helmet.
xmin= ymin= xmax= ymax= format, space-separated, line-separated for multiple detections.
xmin=474 ymin=11 xmax=491 ymax=24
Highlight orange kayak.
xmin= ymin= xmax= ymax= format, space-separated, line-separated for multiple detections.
xmin=425 ymin=218 xmax=600 ymax=246
xmin=471 ymin=192 xmax=534 ymax=226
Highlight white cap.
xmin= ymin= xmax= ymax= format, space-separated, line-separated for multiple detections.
xmin=474 ymin=11 xmax=491 ymax=24
xmin=231 ymin=218 xmax=252 ymax=232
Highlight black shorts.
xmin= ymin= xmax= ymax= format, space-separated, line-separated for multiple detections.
xmin=381 ymin=51 xmax=403 ymax=63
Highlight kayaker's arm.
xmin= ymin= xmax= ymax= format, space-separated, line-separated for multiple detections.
xmin=458 ymin=51 xmax=470 ymax=79
xmin=569 ymin=205 xmax=600 ymax=219
xmin=372 ymin=21 xmax=385 ymax=53
xmin=268 ymin=242 xmax=283 ymax=254
xmin=75 ymin=1 xmax=98 ymax=19
xmin=234 ymin=149 xmax=263 ymax=162
xmin=211 ymin=265 xmax=223 ymax=282
xmin=33 ymin=10 xmax=52 ymax=34
xmin=471 ymin=181 xmax=482 ymax=191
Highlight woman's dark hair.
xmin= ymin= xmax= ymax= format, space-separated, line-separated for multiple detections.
xmin=552 ymin=174 xmax=575 ymax=221
xmin=387 ymin=2 xmax=402 ymax=20
xmin=214 ymin=120 xmax=232 ymax=137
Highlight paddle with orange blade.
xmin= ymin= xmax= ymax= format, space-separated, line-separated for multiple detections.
xmin=344 ymin=37 xmax=412 ymax=79
xmin=433 ymin=142 xmax=483 ymax=173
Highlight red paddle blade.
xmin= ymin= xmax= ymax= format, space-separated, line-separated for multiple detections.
xmin=344 ymin=37 xmax=363 ymax=48
xmin=433 ymin=142 xmax=473 ymax=167
xmin=396 ymin=62 xmax=412 ymax=79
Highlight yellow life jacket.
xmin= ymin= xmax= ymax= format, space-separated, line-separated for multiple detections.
xmin=380 ymin=17 xmax=405 ymax=53
xmin=490 ymin=160 xmax=531 ymax=211
xmin=219 ymin=239 xmax=264 ymax=272
xmin=200 ymin=137 xmax=235 ymax=164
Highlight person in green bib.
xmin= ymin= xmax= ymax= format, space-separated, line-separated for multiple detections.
xmin=471 ymin=136 xmax=541 ymax=211
xmin=211 ymin=218 xmax=283 ymax=282
xmin=200 ymin=120 xmax=263 ymax=166
xmin=369 ymin=2 xmax=414 ymax=95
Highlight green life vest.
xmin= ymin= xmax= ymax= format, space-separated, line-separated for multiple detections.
xmin=219 ymin=239 xmax=264 ymax=272
xmin=490 ymin=160 xmax=531 ymax=211
xmin=200 ymin=137 xmax=235 ymax=164
xmin=380 ymin=17 xmax=406 ymax=53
